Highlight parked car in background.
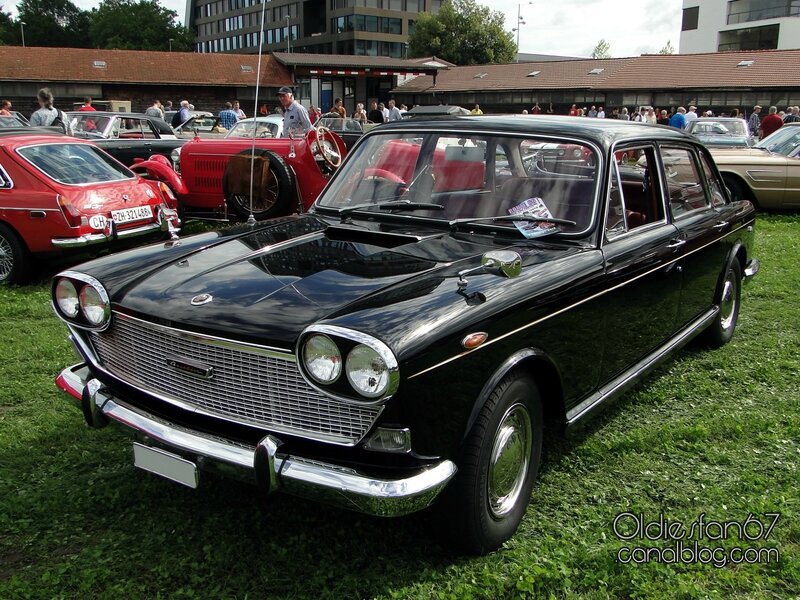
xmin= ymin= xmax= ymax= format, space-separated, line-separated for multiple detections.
xmin=223 ymin=115 xmax=284 ymax=139
xmin=53 ymin=116 xmax=758 ymax=553
xmin=0 ymin=131 xmax=180 ymax=283
xmin=133 ymin=125 xmax=347 ymax=220
xmin=0 ymin=113 xmax=30 ymax=128
xmin=710 ymin=122 xmax=800 ymax=209
xmin=316 ymin=113 xmax=370 ymax=150
xmin=68 ymin=111 xmax=187 ymax=167
xmin=686 ymin=117 xmax=753 ymax=148
xmin=174 ymin=111 xmax=228 ymax=138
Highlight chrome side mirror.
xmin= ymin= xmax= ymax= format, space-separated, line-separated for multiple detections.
xmin=481 ymin=250 xmax=522 ymax=279
xmin=458 ymin=250 xmax=522 ymax=294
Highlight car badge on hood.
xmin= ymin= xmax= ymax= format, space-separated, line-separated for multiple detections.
xmin=121 ymin=194 xmax=130 ymax=202
xmin=190 ymin=293 xmax=213 ymax=306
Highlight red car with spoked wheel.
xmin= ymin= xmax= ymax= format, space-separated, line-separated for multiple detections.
xmin=132 ymin=126 xmax=348 ymax=221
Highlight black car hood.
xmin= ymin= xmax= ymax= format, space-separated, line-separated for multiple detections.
xmin=115 ymin=216 xmax=485 ymax=344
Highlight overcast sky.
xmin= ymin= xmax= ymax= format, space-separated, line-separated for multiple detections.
xmin=497 ymin=0 xmax=684 ymax=57
xmin=8 ymin=0 xmax=684 ymax=58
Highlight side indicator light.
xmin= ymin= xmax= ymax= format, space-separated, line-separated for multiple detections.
xmin=462 ymin=332 xmax=488 ymax=350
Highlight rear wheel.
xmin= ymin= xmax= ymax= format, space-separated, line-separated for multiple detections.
xmin=437 ymin=371 xmax=543 ymax=554
xmin=701 ymin=259 xmax=742 ymax=348
xmin=0 ymin=223 xmax=32 ymax=284
xmin=223 ymin=149 xmax=295 ymax=220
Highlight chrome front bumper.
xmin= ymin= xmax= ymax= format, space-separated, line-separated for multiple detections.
xmin=56 ymin=364 xmax=456 ymax=517
xmin=51 ymin=207 xmax=180 ymax=249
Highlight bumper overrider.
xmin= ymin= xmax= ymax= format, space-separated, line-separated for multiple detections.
xmin=55 ymin=363 xmax=457 ymax=517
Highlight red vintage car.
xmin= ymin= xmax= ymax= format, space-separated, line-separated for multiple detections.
xmin=0 ymin=131 xmax=181 ymax=284
xmin=132 ymin=126 xmax=348 ymax=221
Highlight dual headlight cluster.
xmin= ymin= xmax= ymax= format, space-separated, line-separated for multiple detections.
xmin=52 ymin=272 xmax=111 ymax=330
xmin=299 ymin=327 xmax=398 ymax=402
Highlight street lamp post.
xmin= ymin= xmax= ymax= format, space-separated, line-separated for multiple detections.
xmin=168 ymin=38 xmax=174 ymax=52
xmin=512 ymin=2 xmax=532 ymax=63
xmin=20 ymin=21 xmax=25 ymax=48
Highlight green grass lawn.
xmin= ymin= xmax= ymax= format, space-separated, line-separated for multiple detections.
xmin=0 ymin=216 xmax=797 ymax=599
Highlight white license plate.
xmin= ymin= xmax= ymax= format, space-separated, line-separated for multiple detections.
xmin=111 ymin=205 xmax=153 ymax=224
xmin=133 ymin=443 xmax=198 ymax=488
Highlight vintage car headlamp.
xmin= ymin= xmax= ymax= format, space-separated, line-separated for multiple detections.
xmin=170 ymin=147 xmax=182 ymax=172
xmin=346 ymin=344 xmax=390 ymax=399
xmin=54 ymin=278 xmax=80 ymax=318
xmin=78 ymin=283 xmax=110 ymax=327
xmin=303 ymin=334 xmax=342 ymax=384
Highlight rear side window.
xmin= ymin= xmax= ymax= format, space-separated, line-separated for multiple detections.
xmin=18 ymin=143 xmax=134 ymax=185
xmin=699 ymin=153 xmax=727 ymax=207
xmin=660 ymin=147 xmax=710 ymax=218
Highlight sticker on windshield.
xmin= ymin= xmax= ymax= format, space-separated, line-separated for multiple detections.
xmin=508 ymin=197 xmax=558 ymax=239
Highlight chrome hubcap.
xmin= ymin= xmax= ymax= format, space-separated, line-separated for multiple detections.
xmin=0 ymin=235 xmax=12 ymax=281
xmin=487 ymin=403 xmax=532 ymax=518
xmin=719 ymin=273 xmax=737 ymax=331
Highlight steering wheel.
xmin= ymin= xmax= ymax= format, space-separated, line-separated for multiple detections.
xmin=310 ymin=126 xmax=343 ymax=168
xmin=363 ymin=168 xmax=405 ymax=183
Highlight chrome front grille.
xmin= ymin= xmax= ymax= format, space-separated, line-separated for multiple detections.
xmin=88 ymin=313 xmax=381 ymax=445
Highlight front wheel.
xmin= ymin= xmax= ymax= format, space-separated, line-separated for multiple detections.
xmin=437 ymin=371 xmax=543 ymax=554
xmin=701 ymin=260 xmax=742 ymax=348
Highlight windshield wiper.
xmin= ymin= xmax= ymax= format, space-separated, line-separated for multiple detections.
xmin=336 ymin=200 xmax=444 ymax=222
xmin=449 ymin=214 xmax=576 ymax=231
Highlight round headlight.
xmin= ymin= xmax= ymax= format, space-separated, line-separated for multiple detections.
xmin=55 ymin=278 xmax=79 ymax=318
xmin=303 ymin=334 xmax=342 ymax=384
xmin=346 ymin=344 xmax=390 ymax=399
xmin=79 ymin=284 xmax=109 ymax=327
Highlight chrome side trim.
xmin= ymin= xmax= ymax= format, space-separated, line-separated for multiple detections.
xmin=56 ymin=364 xmax=456 ymax=517
xmin=409 ymin=219 xmax=754 ymax=379
xmin=565 ymin=307 xmax=718 ymax=425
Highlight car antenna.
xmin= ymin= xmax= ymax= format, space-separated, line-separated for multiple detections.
xmin=245 ymin=0 xmax=271 ymax=227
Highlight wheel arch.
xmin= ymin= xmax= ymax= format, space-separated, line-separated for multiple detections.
xmin=462 ymin=348 xmax=566 ymax=443
xmin=720 ymin=171 xmax=759 ymax=208
xmin=0 ymin=219 xmax=30 ymax=253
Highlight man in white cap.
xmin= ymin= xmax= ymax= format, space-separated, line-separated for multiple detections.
xmin=685 ymin=105 xmax=698 ymax=124
xmin=276 ymin=86 xmax=313 ymax=137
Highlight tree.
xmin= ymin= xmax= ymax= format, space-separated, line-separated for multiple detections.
xmin=0 ymin=6 xmax=13 ymax=45
xmin=407 ymin=0 xmax=516 ymax=66
xmin=89 ymin=0 xmax=193 ymax=51
xmin=591 ymin=39 xmax=611 ymax=59
xmin=659 ymin=40 xmax=675 ymax=55
xmin=15 ymin=0 xmax=91 ymax=47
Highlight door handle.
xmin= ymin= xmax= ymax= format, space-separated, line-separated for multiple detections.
xmin=712 ymin=221 xmax=728 ymax=230
xmin=667 ymin=238 xmax=686 ymax=249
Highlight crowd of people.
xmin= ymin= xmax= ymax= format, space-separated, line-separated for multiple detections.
xmin=549 ymin=102 xmax=799 ymax=139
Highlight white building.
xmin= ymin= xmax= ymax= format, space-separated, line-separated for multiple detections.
xmin=680 ymin=0 xmax=800 ymax=53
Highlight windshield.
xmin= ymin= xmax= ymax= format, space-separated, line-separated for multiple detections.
xmin=225 ymin=119 xmax=281 ymax=138
xmin=18 ymin=143 xmax=134 ymax=184
xmin=755 ymin=125 xmax=800 ymax=156
xmin=315 ymin=130 xmax=599 ymax=235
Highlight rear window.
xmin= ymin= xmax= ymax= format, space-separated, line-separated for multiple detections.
xmin=17 ymin=143 xmax=134 ymax=185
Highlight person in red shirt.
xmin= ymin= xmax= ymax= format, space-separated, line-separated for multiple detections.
xmin=759 ymin=106 xmax=784 ymax=140
xmin=78 ymin=97 xmax=96 ymax=111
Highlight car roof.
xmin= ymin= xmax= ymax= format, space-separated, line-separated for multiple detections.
xmin=0 ymin=130 xmax=90 ymax=146
xmin=373 ymin=114 xmax=695 ymax=149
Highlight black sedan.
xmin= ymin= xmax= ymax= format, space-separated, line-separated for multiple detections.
xmin=67 ymin=111 xmax=187 ymax=166
xmin=52 ymin=116 xmax=759 ymax=554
